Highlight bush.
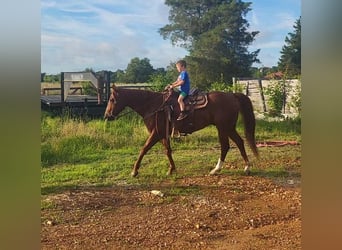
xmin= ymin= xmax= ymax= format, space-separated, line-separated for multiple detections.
xmin=209 ymin=74 xmax=244 ymax=92
xmin=82 ymin=81 xmax=97 ymax=95
xmin=148 ymin=73 xmax=173 ymax=92
xmin=289 ymin=80 xmax=301 ymax=116
xmin=264 ymin=80 xmax=287 ymax=117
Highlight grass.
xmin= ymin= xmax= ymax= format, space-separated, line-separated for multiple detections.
xmin=41 ymin=111 xmax=301 ymax=195
xmin=255 ymin=117 xmax=301 ymax=142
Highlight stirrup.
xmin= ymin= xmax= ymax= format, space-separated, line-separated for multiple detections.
xmin=177 ymin=112 xmax=188 ymax=121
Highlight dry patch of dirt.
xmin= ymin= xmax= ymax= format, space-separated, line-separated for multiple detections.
xmin=41 ymin=175 xmax=301 ymax=249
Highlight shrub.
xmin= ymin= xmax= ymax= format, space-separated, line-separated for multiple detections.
xmin=81 ymin=81 xmax=97 ymax=95
xmin=148 ymin=73 xmax=173 ymax=92
xmin=289 ymin=80 xmax=301 ymax=116
xmin=209 ymin=73 xmax=244 ymax=93
xmin=264 ymin=80 xmax=288 ymax=117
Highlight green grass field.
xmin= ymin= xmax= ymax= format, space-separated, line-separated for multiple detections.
xmin=41 ymin=111 xmax=301 ymax=196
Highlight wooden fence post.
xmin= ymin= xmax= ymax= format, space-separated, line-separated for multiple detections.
xmin=232 ymin=77 xmax=236 ymax=93
xmin=60 ymin=72 xmax=64 ymax=104
xmin=258 ymin=78 xmax=267 ymax=112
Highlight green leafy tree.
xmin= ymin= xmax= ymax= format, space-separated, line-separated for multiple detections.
xmin=43 ymin=74 xmax=60 ymax=83
xmin=114 ymin=69 xmax=125 ymax=83
xmin=210 ymin=74 xmax=244 ymax=93
xmin=148 ymin=73 xmax=173 ymax=92
xmin=125 ymin=57 xmax=154 ymax=83
xmin=41 ymin=73 xmax=46 ymax=82
xmin=148 ymin=62 xmax=179 ymax=91
xmin=159 ymin=0 xmax=260 ymax=88
xmin=84 ymin=67 xmax=95 ymax=73
xmin=278 ymin=17 xmax=301 ymax=77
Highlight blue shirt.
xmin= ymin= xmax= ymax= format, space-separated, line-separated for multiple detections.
xmin=178 ymin=71 xmax=190 ymax=95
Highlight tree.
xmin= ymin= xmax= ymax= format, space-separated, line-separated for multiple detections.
xmin=43 ymin=74 xmax=59 ymax=83
xmin=125 ymin=57 xmax=154 ymax=83
xmin=148 ymin=62 xmax=179 ymax=91
xmin=159 ymin=0 xmax=260 ymax=88
xmin=114 ymin=69 xmax=125 ymax=83
xmin=41 ymin=73 xmax=46 ymax=82
xmin=278 ymin=17 xmax=301 ymax=77
xmin=84 ymin=67 xmax=95 ymax=73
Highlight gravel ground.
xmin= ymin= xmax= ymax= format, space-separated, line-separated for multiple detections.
xmin=41 ymin=175 xmax=301 ymax=249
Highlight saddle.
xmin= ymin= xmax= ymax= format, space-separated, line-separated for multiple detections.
xmin=184 ymin=88 xmax=208 ymax=111
xmin=163 ymin=88 xmax=208 ymax=138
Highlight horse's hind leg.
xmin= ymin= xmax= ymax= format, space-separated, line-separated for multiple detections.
xmin=209 ymin=128 xmax=230 ymax=175
xmin=132 ymin=131 xmax=159 ymax=177
xmin=161 ymin=138 xmax=176 ymax=175
xmin=229 ymin=129 xmax=251 ymax=175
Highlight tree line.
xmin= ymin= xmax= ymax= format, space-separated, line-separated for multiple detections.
xmin=43 ymin=1 xmax=300 ymax=90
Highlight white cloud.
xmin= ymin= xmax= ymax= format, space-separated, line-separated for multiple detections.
xmin=41 ymin=0 xmax=56 ymax=8
xmin=41 ymin=0 xmax=186 ymax=73
xmin=41 ymin=0 xmax=299 ymax=73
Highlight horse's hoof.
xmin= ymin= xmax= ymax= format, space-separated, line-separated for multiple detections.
xmin=209 ymin=170 xmax=217 ymax=175
xmin=131 ymin=171 xmax=138 ymax=177
xmin=244 ymin=169 xmax=251 ymax=176
xmin=244 ymin=166 xmax=251 ymax=176
xmin=167 ymin=169 xmax=175 ymax=176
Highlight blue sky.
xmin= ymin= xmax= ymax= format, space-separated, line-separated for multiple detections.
xmin=41 ymin=0 xmax=301 ymax=74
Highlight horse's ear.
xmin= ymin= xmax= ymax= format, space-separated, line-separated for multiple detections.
xmin=111 ymin=84 xmax=119 ymax=97
xmin=111 ymin=84 xmax=117 ymax=93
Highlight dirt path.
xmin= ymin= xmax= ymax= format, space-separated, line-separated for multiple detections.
xmin=41 ymin=175 xmax=301 ymax=249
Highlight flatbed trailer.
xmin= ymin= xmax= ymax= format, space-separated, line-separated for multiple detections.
xmin=41 ymin=71 xmax=111 ymax=118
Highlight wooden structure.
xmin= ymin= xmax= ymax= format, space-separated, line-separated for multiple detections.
xmin=233 ymin=77 xmax=267 ymax=113
xmin=41 ymin=71 xmax=111 ymax=117
xmin=233 ymin=77 xmax=300 ymax=116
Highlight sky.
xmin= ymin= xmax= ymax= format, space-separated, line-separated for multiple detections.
xmin=41 ymin=0 xmax=301 ymax=74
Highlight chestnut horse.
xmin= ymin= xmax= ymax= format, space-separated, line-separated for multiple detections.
xmin=104 ymin=86 xmax=258 ymax=177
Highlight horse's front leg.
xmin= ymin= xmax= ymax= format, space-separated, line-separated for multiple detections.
xmin=161 ymin=138 xmax=176 ymax=175
xmin=131 ymin=131 xmax=159 ymax=177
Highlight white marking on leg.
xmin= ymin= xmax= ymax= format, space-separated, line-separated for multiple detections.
xmin=209 ymin=158 xmax=224 ymax=175
xmin=244 ymin=165 xmax=250 ymax=174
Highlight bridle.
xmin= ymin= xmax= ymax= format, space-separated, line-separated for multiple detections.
xmin=105 ymin=90 xmax=119 ymax=120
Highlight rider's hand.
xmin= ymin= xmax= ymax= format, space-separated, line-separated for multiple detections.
xmin=165 ymin=84 xmax=172 ymax=90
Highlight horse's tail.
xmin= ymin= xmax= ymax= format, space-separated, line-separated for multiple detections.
xmin=234 ymin=93 xmax=259 ymax=158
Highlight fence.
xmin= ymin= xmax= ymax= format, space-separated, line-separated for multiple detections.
xmin=233 ymin=78 xmax=301 ymax=117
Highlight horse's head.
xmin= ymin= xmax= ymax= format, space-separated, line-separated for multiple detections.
xmin=104 ymin=86 xmax=124 ymax=120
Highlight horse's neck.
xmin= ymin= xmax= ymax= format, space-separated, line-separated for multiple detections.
xmin=122 ymin=89 xmax=163 ymax=117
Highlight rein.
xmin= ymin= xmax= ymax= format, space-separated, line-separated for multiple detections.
xmin=142 ymin=89 xmax=172 ymax=120
xmin=152 ymin=90 xmax=173 ymax=140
